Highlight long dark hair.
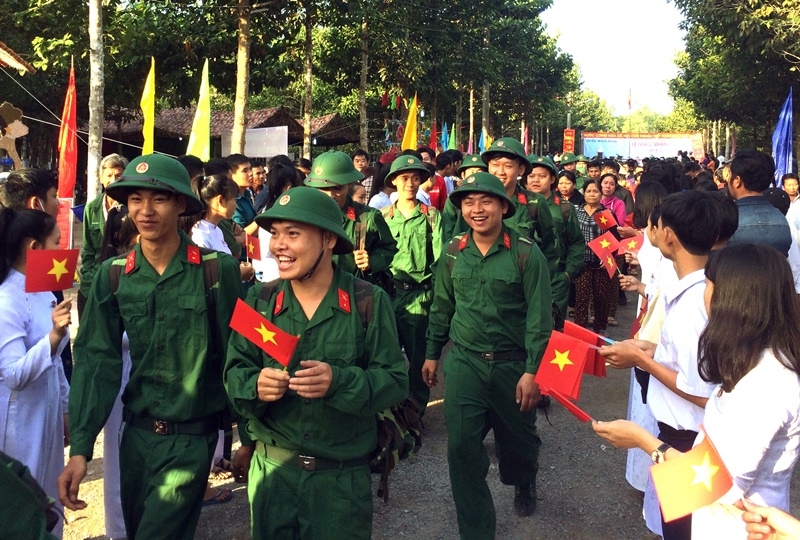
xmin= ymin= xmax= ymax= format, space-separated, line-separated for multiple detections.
xmin=100 ymin=206 xmax=139 ymax=262
xmin=632 ymin=181 xmax=667 ymax=229
xmin=0 ymin=208 xmax=56 ymax=284
xmin=264 ymin=164 xmax=302 ymax=210
xmin=699 ymin=244 xmax=800 ymax=392
xmin=180 ymin=174 xmax=239 ymax=232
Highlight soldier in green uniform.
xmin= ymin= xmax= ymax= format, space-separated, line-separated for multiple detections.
xmin=381 ymin=155 xmax=443 ymax=415
xmin=441 ymin=138 xmax=560 ymax=276
xmin=59 ymin=154 xmax=246 ymax=539
xmin=304 ymin=150 xmax=397 ymax=287
xmin=78 ymin=153 xmax=128 ymax=317
xmin=456 ymin=153 xmax=488 ymax=184
xmin=423 ymin=172 xmax=553 ymax=539
xmin=560 ymin=151 xmax=587 ymax=190
xmin=525 ymin=155 xmax=585 ymax=323
xmin=224 ymin=186 xmax=408 ymax=540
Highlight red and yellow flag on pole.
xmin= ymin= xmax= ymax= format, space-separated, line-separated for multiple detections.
xmin=229 ymin=299 xmax=299 ymax=367
xmin=534 ymin=330 xmax=590 ymax=400
xmin=593 ymin=209 xmax=618 ymax=230
xmin=245 ymin=233 xmax=261 ymax=260
xmin=618 ymin=236 xmax=643 ymax=255
xmin=650 ymin=429 xmax=733 ymax=522
xmin=587 ymin=231 xmax=620 ymax=259
xmin=25 ymin=249 xmax=79 ymax=292
xmin=562 ymin=320 xmax=610 ymax=377
xmin=140 ymin=57 xmax=156 ymax=155
xmin=57 ymin=58 xmax=77 ymax=198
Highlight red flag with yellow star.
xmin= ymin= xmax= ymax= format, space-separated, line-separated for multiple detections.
xmin=25 ymin=249 xmax=79 ymax=292
xmin=245 ymin=233 xmax=261 ymax=260
xmin=593 ymin=209 xmax=617 ymax=230
xmin=229 ymin=298 xmax=299 ymax=367
xmin=618 ymin=235 xmax=643 ymax=255
xmin=534 ymin=330 xmax=590 ymax=400
xmin=562 ymin=321 xmax=609 ymax=377
xmin=650 ymin=428 xmax=733 ymax=522
xmin=548 ymin=387 xmax=594 ymax=422
xmin=602 ymin=253 xmax=619 ymax=279
xmin=587 ymin=231 xmax=620 ymax=259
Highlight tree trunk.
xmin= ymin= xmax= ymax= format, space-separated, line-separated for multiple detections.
xmin=302 ymin=1 xmax=314 ymax=160
xmin=481 ymin=80 xmax=490 ymax=140
xmin=87 ymin=0 xmax=104 ymax=201
xmin=231 ymin=0 xmax=251 ymax=155
xmin=455 ymin=92 xmax=463 ymax=151
xmin=468 ymin=87 xmax=474 ymax=152
xmin=359 ymin=15 xmax=369 ymax=151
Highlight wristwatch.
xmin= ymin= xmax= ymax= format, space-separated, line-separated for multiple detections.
xmin=651 ymin=443 xmax=672 ymax=464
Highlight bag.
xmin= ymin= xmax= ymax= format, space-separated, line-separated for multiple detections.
xmin=2 ymin=451 xmax=62 ymax=531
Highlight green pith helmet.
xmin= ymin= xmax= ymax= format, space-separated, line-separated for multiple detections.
xmin=457 ymin=154 xmax=488 ymax=174
xmin=303 ymin=150 xmax=364 ymax=188
xmin=560 ymin=152 xmax=579 ymax=165
xmin=106 ymin=154 xmax=204 ymax=216
xmin=448 ymin=171 xmax=516 ymax=218
xmin=385 ymin=155 xmax=431 ymax=188
xmin=254 ymin=187 xmax=354 ymax=254
xmin=527 ymin=154 xmax=558 ymax=178
xmin=577 ymin=154 xmax=590 ymax=162
xmin=481 ymin=137 xmax=532 ymax=177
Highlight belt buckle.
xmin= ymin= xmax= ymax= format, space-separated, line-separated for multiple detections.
xmin=298 ymin=455 xmax=316 ymax=470
xmin=401 ymin=282 xmax=411 ymax=291
xmin=153 ymin=420 xmax=169 ymax=435
xmin=481 ymin=352 xmax=494 ymax=361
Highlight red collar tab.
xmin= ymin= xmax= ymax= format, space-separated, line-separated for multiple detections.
xmin=274 ymin=290 xmax=285 ymax=316
xmin=420 ymin=204 xmax=429 ymax=215
xmin=554 ymin=196 xmax=561 ymax=205
xmin=458 ymin=234 xmax=469 ymax=251
xmin=338 ymin=288 xmax=351 ymax=313
xmin=187 ymin=245 xmax=201 ymax=265
xmin=503 ymin=232 xmax=511 ymax=249
xmin=346 ymin=207 xmax=356 ymax=221
xmin=125 ymin=251 xmax=136 ymax=275
xmin=517 ymin=192 xmax=527 ymax=204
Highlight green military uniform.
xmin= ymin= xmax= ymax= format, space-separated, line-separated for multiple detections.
xmin=77 ymin=193 xmax=110 ymax=310
xmin=219 ymin=218 xmax=243 ymax=258
xmin=69 ymin=155 xmax=244 ymax=540
xmin=224 ymin=187 xmax=408 ymax=540
xmin=426 ymin=174 xmax=553 ymax=540
xmin=0 ymin=452 xmax=58 ymax=540
xmin=381 ymin=156 xmax=444 ymax=414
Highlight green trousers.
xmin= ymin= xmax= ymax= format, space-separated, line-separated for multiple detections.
xmin=392 ymin=288 xmax=433 ymax=414
xmin=119 ymin=426 xmax=216 ymax=540
xmin=248 ymin=444 xmax=373 ymax=540
xmin=443 ymin=347 xmax=541 ymax=540
xmin=550 ymin=271 xmax=570 ymax=324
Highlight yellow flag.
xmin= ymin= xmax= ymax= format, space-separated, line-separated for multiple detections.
xmin=401 ymin=93 xmax=418 ymax=150
xmin=485 ymin=130 xmax=493 ymax=150
xmin=140 ymin=57 xmax=155 ymax=155
xmin=186 ymin=59 xmax=211 ymax=161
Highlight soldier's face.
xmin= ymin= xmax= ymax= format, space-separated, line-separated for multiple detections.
xmin=127 ymin=189 xmax=185 ymax=243
xmin=525 ymin=167 xmax=553 ymax=196
xmin=269 ymin=221 xmax=335 ymax=280
xmin=393 ymin=172 xmax=421 ymax=201
xmin=461 ymin=193 xmax=506 ymax=236
xmin=488 ymin=157 xmax=525 ymax=190
xmin=318 ymin=184 xmax=349 ymax=209
xmin=562 ymin=162 xmax=576 ymax=172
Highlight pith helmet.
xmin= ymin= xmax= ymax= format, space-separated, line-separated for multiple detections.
xmin=560 ymin=152 xmax=579 ymax=165
xmin=385 ymin=155 xmax=431 ymax=188
xmin=254 ymin=187 xmax=354 ymax=254
xmin=106 ymin=154 xmax=204 ymax=216
xmin=304 ymin=151 xmax=364 ymax=188
xmin=457 ymin=154 xmax=488 ymax=174
xmin=528 ymin=154 xmax=559 ymax=178
xmin=481 ymin=138 xmax=532 ymax=177
xmin=448 ymin=171 xmax=516 ymax=218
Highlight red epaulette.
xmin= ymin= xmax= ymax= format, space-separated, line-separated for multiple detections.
xmin=503 ymin=232 xmax=511 ymax=249
xmin=187 ymin=245 xmax=201 ymax=265
xmin=125 ymin=251 xmax=136 ymax=275
xmin=346 ymin=207 xmax=356 ymax=221
xmin=457 ymin=234 xmax=469 ymax=251
xmin=554 ymin=196 xmax=561 ymax=205
xmin=420 ymin=204 xmax=429 ymax=215
xmin=517 ymin=192 xmax=527 ymax=204
xmin=338 ymin=288 xmax=351 ymax=313
xmin=274 ymin=290 xmax=284 ymax=315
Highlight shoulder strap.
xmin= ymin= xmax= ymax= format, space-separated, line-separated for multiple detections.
xmin=381 ymin=205 xmax=395 ymax=219
xmin=444 ymin=234 xmax=467 ymax=276
xmin=109 ymin=259 xmax=125 ymax=293
xmin=353 ymin=278 xmax=374 ymax=330
xmin=515 ymin=237 xmax=532 ymax=276
xmin=258 ymin=278 xmax=282 ymax=303
xmin=110 ymin=248 xmax=220 ymax=294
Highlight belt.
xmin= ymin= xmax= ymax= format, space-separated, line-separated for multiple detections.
xmin=393 ymin=280 xmax=432 ymax=291
xmin=255 ymin=441 xmax=370 ymax=471
xmin=657 ymin=422 xmax=699 ymax=444
xmin=123 ymin=410 xmax=220 ymax=436
xmin=456 ymin=344 xmax=527 ymax=361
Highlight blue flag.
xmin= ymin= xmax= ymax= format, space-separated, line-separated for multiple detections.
xmin=479 ymin=127 xmax=487 ymax=154
xmin=772 ymin=88 xmax=793 ymax=187
xmin=441 ymin=122 xmax=449 ymax=151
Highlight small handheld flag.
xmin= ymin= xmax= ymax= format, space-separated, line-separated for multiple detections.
xmin=245 ymin=233 xmax=261 ymax=260
xmin=548 ymin=388 xmax=594 ymax=422
xmin=587 ymin=231 xmax=620 ymax=259
xmin=535 ymin=330 xmax=590 ymax=400
xmin=593 ymin=209 xmax=618 ymax=230
xmin=229 ymin=298 xmax=299 ymax=367
xmin=25 ymin=249 xmax=79 ymax=292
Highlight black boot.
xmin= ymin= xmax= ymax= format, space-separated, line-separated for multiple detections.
xmin=514 ymin=483 xmax=537 ymax=517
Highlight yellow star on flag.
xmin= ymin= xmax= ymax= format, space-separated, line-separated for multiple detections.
xmin=627 ymin=240 xmax=638 ymax=249
xmin=599 ymin=216 xmax=608 ymax=224
xmin=48 ymin=258 xmax=69 ymax=282
xmin=600 ymin=238 xmax=611 ymax=249
xmin=606 ymin=256 xmax=614 ymax=267
xmin=690 ymin=451 xmax=719 ymax=491
xmin=549 ymin=349 xmax=573 ymax=372
xmin=254 ymin=323 xmax=277 ymax=345
xmin=248 ymin=242 xmax=255 ymax=254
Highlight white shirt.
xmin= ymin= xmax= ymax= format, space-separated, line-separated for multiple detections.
xmin=254 ymin=227 xmax=280 ymax=283
xmin=692 ymin=350 xmax=800 ymax=538
xmin=191 ymin=219 xmax=230 ymax=254
xmin=646 ymin=269 xmax=716 ymax=431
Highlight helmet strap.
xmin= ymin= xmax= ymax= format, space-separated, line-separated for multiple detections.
xmin=299 ymin=242 xmax=326 ymax=281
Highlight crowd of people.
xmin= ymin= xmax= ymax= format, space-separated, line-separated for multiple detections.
xmin=0 ymin=141 xmax=799 ymax=540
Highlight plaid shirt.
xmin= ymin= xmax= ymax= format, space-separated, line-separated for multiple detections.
xmin=576 ymin=203 xmax=607 ymax=265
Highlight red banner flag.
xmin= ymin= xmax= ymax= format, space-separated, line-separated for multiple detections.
xmin=618 ymin=236 xmax=643 ymax=255
xmin=57 ymin=59 xmax=77 ymax=198
xmin=602 ymin=253 xmax=619 ymax=279
xmin=587 ymin=231 xmax=620 ymax=259
xmin=624 ymin=212 xmax=635 ymax=227
xmin=229 ymin=298 xmax=299 ymax=367
xmin=429 ymin=121 xmax=438 ymax=150
xmin=562 ymin=321 xmax=609 ymax=377
xmin=535 ymin=330 xmax=589 ymax=400
xmin=650 ymin=429 xmax=733 ymax=522
xmin=245 ymin=233 xmax=261 ymax=260
xmin=548 ymin=387 xmax=594 ymax=422
xmin=25 ymin=249 xmax=79 ymax=292
xmin=593 ymin=209 xmax=618 ymax=230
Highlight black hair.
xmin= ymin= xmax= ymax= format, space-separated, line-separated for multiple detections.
xmin=632 ymin=181 xmax=667 ymax=229
xmin=699 ymin=244 xmax=800 ymax=392
xmin=369 ymin=163 xmax=391 ymax=200
xmin=177 ymin=155 xmax=205 ymax=180
xmin=658 ymin=191 xmax=719 ymax=255
xmin=100 ymin=206 xmax=138 ymax=261
xmin=730 ymin=149 xmax=775 ymax=193
xmin=267 ymin=155 xmax=293 ymax=169
xmin=399 ymin=149 xmax=423 ymax=161
xmin=204 ymin=158 xmax=231 ymax=177
xmin=0 ymin=169 xmax=58 ymax=209
xmin=225 ymin=153 xmax=251 ymax=173
xmin=586 ymin=160 xmax=601 ymax=170
xmin=444 ymin=149 xmax=464 ymax=163
xmin=265 ymin=164 xmax=303 ymax=210
xmin=351 ymin=149 xmax=369 ymax=160
xmin=781 ymin=173 xmax=799 ymax=183
xmin=0 ymin=208 xmax=56 ymax=284
xmin=181 ymin=174 xmax=239 ymax=232
xmin=417 ymin=147 xmax=436 ymax=161
xmin=640 ymin=166 xmax=679 ymax=194
xmin=293 ymin=157 xmax=312 ymax=171
xmin=581 ymin=177 xmax=603 ymax=194
xmin=557 ymin=170 xmax=576 ymax=184
xmin=708 ymin=191 xmax=739 ymax=243
xmin=600 ymin=159 xmax=620 ymax=173
xmin=434 ymin=152 xmax=453 ymax=171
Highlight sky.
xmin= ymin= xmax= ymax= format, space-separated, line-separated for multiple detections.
xmin=539 ymin=0 xmax=686 ymax=116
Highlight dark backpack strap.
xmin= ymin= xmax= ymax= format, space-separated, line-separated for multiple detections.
xmin=109 ymin=261 xmax=124 ymax=294
xmin=515 ymin=237 xmax=532 ymax=277
xmin=257 ymin=278 xmax=282 ymax=305
xmin=353 ymin=278 xmax=374 ymax=330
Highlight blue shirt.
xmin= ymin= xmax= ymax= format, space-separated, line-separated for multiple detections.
xmin=729 ymin=195 xmax=792 ymax=258
xmin=233 ymin=192 xmax=256 ymax=229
